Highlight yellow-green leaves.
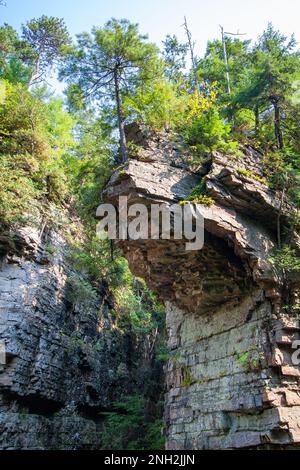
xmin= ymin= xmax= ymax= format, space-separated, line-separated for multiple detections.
xmin=0 ymin=80 xmax=6 ymax=105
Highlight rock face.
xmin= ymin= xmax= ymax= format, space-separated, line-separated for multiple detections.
xmin=0 ymin=207 xmax=156 ymax=450
xmin=105 ymin=125 xmax=300 ymax=449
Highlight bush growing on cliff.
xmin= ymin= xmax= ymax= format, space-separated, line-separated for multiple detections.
xmin=183 ymin=107 xmax=238 ymax=155
xmin=66 ymin=272 xmax=98 ymax=305
xmin=101 ymin=394 xmax=164 ymax=450
xmin=112 ymin=276 xmax=165 ymax=335
xmin=123 ymin=76 xmax=186 ymax=131
xmin=269 ymin=246 xmax=300 ymax=274
xmin=0 ymin=155 xmax=41 ymax=223
xmin=124 ymin=77 xmax=238 ymax=155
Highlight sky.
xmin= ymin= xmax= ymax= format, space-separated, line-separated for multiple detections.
xmin=1 ymin=0 xmax=300 ymax=92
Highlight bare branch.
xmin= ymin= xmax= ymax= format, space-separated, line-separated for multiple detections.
xmin=182 ymin=16 xmax=199 ymax=93
xmin=220 ymin=25 xmax=247 ymax=94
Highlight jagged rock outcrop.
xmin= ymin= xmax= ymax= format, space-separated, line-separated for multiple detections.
xmin=0 ymin=206 xmax=160 ymax=450
xmin=105 ymin=125 xmax=300 ymax=449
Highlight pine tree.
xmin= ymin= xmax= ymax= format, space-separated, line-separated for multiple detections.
xmin=22 ymin=16 xmax=71 ymax=87
xmin=60 ymin=18 xmax=158 ymax=163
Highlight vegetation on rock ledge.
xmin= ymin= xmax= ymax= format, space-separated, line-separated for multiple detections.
xmin=1 ymin=11 xmax=300 ymax=449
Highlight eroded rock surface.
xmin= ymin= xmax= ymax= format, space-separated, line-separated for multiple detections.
xmin=0 ymin=207 xmax=157 ymax=449
xmin=105 ymin=125 xmax=300 ymax=449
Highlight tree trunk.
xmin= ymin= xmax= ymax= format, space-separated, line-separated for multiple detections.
xmin=184 ymin=17 xmax=200 ymax=95
xmin=114 ymin=68 xmax=127 ymax=163
xmin=220 ymin=26 xmax=231 ymax=95
xmin=271 ymin=97 xmax=283 ymax=150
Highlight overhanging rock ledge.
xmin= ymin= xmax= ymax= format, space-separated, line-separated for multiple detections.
xmin=104 ymin=124 xmax=300 ymax=449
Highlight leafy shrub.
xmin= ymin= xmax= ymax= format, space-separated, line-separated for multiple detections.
xmin=114 ymin=279 xmax=165 ymax=334
xmin=0 ymin=154 xmax=42 ymax=223
xmin=180 ymin=195 xmax=215 ymax=207
xmin=269 ymin=246 xmax=300 ymax=273
xmin=101 ymin=394 xmax=164 ymax=450
xmin=0 ymin=80 xmax=77 ymax=223
xmin=124 ymin=77 xmax=186 ymax=131
xmin=233 ymin=109 xmax=256 ymax=135
xmin=66 ymin=240 xmax=134 ymax=287
xmin=237 ymin=168 xmax=268 ymax=185
xmin=184 ymin=108 xmax=238 ymax=155
xmin=66 ymin=272 xmax=98 ymax=305
xmin=180 ymin=179 xmax=215 ymax=207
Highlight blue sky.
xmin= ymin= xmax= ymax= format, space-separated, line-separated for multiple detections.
xmin=2 ymin=0 xmax=300 ymax=92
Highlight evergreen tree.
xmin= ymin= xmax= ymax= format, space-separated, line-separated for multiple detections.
xmin=252 ymin=24 xmax=300 ymax=149
xmin=60 ymin=18 xmax=158 ymax=163
xmin=22 ymin=15 xmax=71 ymax=87
xmin=0 ymin=24 xmax=31 ymax=83
xmin=162 ymin=34 xmax=188 ymax=83
xmin=235 ymin=24 xmax=300 ymax=148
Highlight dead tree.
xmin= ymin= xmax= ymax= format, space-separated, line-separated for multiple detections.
xmin=183 ymin=16 xmax=200 ymax=94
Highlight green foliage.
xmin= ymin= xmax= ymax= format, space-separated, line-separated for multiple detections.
xmin=197 ymin=24 xmax=300 ymax=156
xmin=155 ymin=344 xmax=170 ymax=363
xmin=261 ymin=151 xmax=300 ymax=208
xmin=180 ymin=195 xmax=215 ymax=207
xmin=66 ymin=272 xmax=98 ymax=305
xmin=0 ymin=79 xmax=77 ymax=222
xmin=0 ymin=80 xmax=46 ymax=222
xmin=0 ymin=24 xmax=32 ymax=84
xmin=237 ymin=351 xmax=250 ymax=367
xmin=67 ymin=114 xmax=113 ymax=219
xmin=181 ymin=366 xmax=196 ymax=388
xmin=236 ymin=350 xmax=262 ymax=372
xmin=233 ymin=109 xmax=256 ymax=136
xmin=124 ymin=76 xmax=185 ymax=131
xmin=22 ymin=15 xmax=71 ymax=85
xmin=101 ymin=394 xmax=164 ymax=450
xmin=44 ymin=244 xmax=57 ymax=255
xmin=60 ymin=18 xmax=159 ymax=161
xmin=0 ymin=80 xmax=49 ymax=157
xmin=66 ymin=239 xmax=132 ymax=288
xmin=237 ymin=168 xmax=268 ymax=185
xmin=162 ymin=34 xmax=188 ymax=83
xmin=180 ymin=180 xmax=215 ymax=207
xmin=269 ymin=246 xmax=300 ymax=273
xmin=45 ymin=97 xmax=76 ymax=156
xmin=184 ymin=108 xmax=238 ymax=155
xmin=0 ymin=154 xmax=41 ymax=223
xmin=114 ymin=278 xmax=165 ymax=334
xmin=198 ymin=37 xmax=252 ymax=103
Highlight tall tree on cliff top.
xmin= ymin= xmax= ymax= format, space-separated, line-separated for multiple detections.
xmin=22 ymin=15 xmax=71 ymax=87
xmin=251 ymin=24 xmax=300 ymax=149
xmin=233 ymin=24 xmax=300 ymax=149
xmin=162 ymin=34 xmax=188 ymax=83
xmin=60 ymin=18 xmax=158 ymax=163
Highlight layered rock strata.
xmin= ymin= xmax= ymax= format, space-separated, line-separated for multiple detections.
xmin=104 ymin=126 xmax=300 ymax=449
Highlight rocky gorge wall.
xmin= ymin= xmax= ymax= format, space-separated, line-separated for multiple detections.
xmin=1 ymin=122 xmax=300 ymax=451
xmin=0 ymin=207 xmax=161 ymax=450
xmin=165 ymin=297 xmax=300 ymax=449
xmin=104 ymin=125 xmax=300 ymax=449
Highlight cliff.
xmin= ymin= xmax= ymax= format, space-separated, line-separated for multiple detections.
xmin=104 ymin=124 xmax=300 ymax=449
xmin=1 ymin=122 xmax=300 ymax=450
xmin=0 ymin=205 xmax=163 ymax=449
